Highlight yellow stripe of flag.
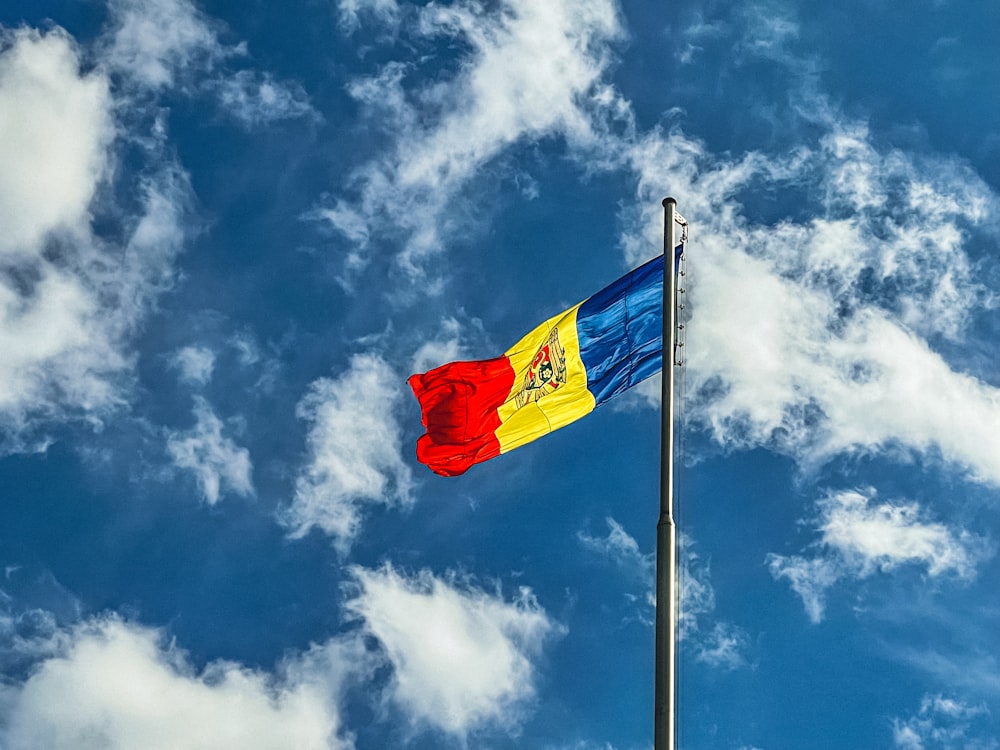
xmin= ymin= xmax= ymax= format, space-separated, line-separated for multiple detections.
xmin=495 ymin=302 xmax=596 ymax=454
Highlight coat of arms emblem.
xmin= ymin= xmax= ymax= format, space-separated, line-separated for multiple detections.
xmin=514 ymin=327 xmax=568 ymax=408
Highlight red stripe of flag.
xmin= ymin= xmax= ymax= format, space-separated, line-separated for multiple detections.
xmin=407 ymin=356 xmax=516 ymax=477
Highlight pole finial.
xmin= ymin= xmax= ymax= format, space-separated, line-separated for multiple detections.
xmin=662 ymin=196 xmax=676 ymax=207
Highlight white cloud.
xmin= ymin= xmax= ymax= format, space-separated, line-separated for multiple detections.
xmin=734 ymin=2 xmax=802 ymax=62
xmin=578 ymin=517 xmax=655 ymax=590
xmin=283 ymin=354 xmax=413 ymax=552
xmin=410 ymin=317 xmax=469 ymax=376
xmin=817 ymin=491 xmax=984 ymax=577
xmin=678 ymin=541 xmax=752 ymax=668
xmin=601 ymin=8 xmax=1000 ymax=489
xmin=0 ymin=569 xmax=82 ymax=678
xmin=617 ymin=109 xmax=1000 ymax=488
xmin=677 ymin=538 xmax=716 ymax=638
xmin=1 ymin=568 xmax=558 ymax=748
xmin=0 ymin=28 xmax=112 ymax=257
xmin=104 ymin=0 xmax=316 ymax=124
xmin=166 ymin=397 xmax=254 ymax=504
xmin=0 ymin=8 xmax=311 ymax=451
xmin=337 ymin=0 xmax=401 ymax=34
xmin=0 ymin=580 xmax=556 ymax=748
xmin=170 ymin=345 xmax=216 ymax=386
xmin=229 ymin=331 xmax=262 ymax=366
xmin=210 ymin=70 xmax=316 ymax=128
xmin=768 ymin=489 xmax=991 ymax=622
xmin=689 ymin=227 xmax=1000 ymax=478
xmin=118 ymin=166 xmax=191 ymax=306
xmin=0 ymin=616 xmax=357 ymax=750
xmin=0 ymin=27 xmax=189 ymax=449
xmin=103 ymin=0 xmax=228 ymax=90
xmin=346 ymin=564 xmax=559 ymax=739
xmin=0 ymin=264 xmax=126 ymax=436
xmin=694 ymin=622 xmax=751 ymax=671
xmin=321 ymin=0 xmax=624 ymax=278
xmin=892 ymin=694 xmax=997 ymax=750
xmin=764 ymin=555 xmax=839 ymax=624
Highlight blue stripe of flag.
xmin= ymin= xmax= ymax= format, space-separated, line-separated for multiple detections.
xmin=576 ymin=253 xmax=666 ymax=406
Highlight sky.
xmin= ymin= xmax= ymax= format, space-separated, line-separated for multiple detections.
xmin=0 ymin=0 xmax=999 ymax=748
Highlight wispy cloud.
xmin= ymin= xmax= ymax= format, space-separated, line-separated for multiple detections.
xmin=169 ymin=346 xmax=216 ymax=386
xmin=103 ymin=0 xmax=314 ymax=123
xmin=679 ymin=539 xmax=752 ymax=669
xmin=578 ymin=517 xmax=655 ymax=596
xmin=320 ymin=0 xmax=624 ymax=280
xmin=893 ymin=694 xmax=998 ymax=750
xmin=0 ymin=567 xmax=81 ymax=679
xmin=694 ymin=622 xmax=752 ymax=671
xmin=346 ymin=564 xmax=559 ymax=739
xmin=283 ymin=354 xmax=413 ymax=552
xmin=337 ymin=0 xmax=401 ymax=34
xmin=166 ymin=396 xmax=254 ymax=504
xmin=768 ymin=489 xmax=991 ymax=622
xmin=102 ymin=0 xmax=228 ymax=90
xmin=889 ymin=639 xmax=1000 ymax=698
xmin=410 ymin=316 xmax=475 ymax=376
xmin=733 ymin=1 xmax=806 ymax=66
xmin=578 ymin=520 xmax=752 ymax=668
xmin=209 ymin=70 xmax=316 ymax=128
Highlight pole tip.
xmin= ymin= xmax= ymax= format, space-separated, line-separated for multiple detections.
xmin=662 ymin=196 xmax=677 ymax=207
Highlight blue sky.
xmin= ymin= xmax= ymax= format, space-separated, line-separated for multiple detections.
xmin=1 ymin=0 xmax=999 ymax=748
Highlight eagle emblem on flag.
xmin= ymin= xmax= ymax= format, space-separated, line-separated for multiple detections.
xmin=514 ymin=326 xmax=568 ymax=408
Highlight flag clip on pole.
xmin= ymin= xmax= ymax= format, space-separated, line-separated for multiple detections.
xmin=654 ymin=197 xmax=678 ymax=750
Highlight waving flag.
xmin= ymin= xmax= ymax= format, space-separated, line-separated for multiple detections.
xmin=408 ymin=254 xmax=667 ymax=476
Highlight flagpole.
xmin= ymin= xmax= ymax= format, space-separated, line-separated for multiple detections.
xmin=654 ymin=197 xmax=678 ymax=750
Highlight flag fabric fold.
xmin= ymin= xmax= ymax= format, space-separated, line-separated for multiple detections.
xmin=408 ymin=253 xmax=667 ymax=476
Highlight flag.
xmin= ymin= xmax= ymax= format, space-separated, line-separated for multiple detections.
xmin=408 ymin=253 xmax=670 ymax=476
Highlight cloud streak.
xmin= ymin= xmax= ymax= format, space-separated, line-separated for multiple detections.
xmin=579 ymin=520 xmax=752 ymax=668
xmin=321 ymin=0 xmax=624 ymax=279
xmin=893 ymin=694 xmax=997 ymax=750
xmin=768 ymin=489 xmax=991 ymax=622
xmin=104 ymin=0 xmax=315 ymax=123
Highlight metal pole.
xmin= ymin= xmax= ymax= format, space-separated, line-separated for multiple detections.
xmin=654 ymin=197 xmax=678 ymax=750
